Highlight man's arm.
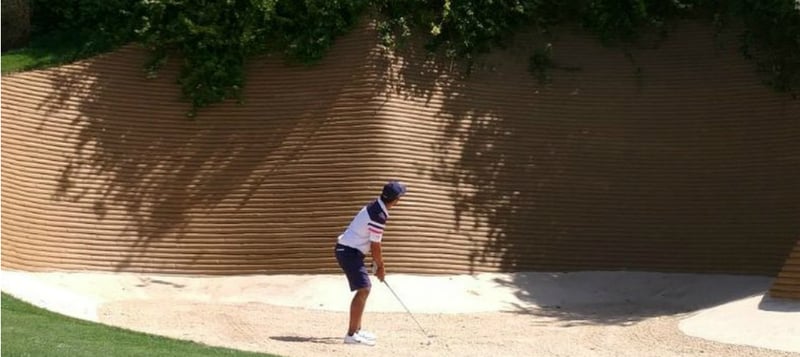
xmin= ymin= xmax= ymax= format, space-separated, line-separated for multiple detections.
xmin=371 ymin=241 xmax=385 ymax=282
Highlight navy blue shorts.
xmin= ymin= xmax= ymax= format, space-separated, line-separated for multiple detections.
xmin=335 ymin=243 xmax=371 ymax=291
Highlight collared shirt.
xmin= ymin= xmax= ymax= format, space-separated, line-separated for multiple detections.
xmin=337 ymin=198 xmax=390 ymax=254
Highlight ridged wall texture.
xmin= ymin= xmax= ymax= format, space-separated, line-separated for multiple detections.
xmin=2 ymin=22 xmax=799 ymax=276
xmin=770 ymin=239 xmax=800 ymax=299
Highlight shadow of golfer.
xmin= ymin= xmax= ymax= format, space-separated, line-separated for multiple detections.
xmin=269 ymin=336 xmax=341 ymax=345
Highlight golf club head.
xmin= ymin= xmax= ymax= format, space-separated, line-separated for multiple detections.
xmin=373 ymin=265 xmax=440 ymax=346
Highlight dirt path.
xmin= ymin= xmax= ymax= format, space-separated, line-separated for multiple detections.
xmin=99 ymin=299 xmax=796 ymax=357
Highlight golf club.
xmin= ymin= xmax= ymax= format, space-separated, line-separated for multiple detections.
xmin=372 ymin=264 xmax=433 ymax=342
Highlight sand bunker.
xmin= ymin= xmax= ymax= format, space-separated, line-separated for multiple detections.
xmin=2 ymin=270 xmax=798 ymax=357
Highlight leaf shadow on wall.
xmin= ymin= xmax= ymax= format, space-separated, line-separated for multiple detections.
xmin=41 ymin=44 xmax=366 ymax=272
xmin=385 ymin=25 xmax=800 ymax=324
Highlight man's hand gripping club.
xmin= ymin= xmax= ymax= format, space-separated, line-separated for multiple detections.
xmin=370 ymin=241 xmax=385 ymax=282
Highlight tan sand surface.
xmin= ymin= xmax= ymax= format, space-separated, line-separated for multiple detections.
xmin=2 ymin=270 xmax=798 ymax=357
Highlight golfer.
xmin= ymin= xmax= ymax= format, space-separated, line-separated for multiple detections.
xmin=335 ymin=180 xmax=407 ymax=346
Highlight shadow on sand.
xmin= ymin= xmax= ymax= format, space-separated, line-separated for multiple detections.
xmin=495 ymin=271 xmax=773 ymax=326
xmin=269 ymin=336 xmax=341 ymax=345
xmin=758 ymin=294 xmax=800 ymax=313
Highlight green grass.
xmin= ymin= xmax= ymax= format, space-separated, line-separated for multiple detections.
xmin=1 ymin=293 xmax=282 ymax=357
xmin=1 ymin=31 xmax=113 ymax=75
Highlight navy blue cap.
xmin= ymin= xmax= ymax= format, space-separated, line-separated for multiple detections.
xmin=380 ymin=180 xmax=407 ymax=202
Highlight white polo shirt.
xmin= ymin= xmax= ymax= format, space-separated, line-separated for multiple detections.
xmin=337 ymin=198 xmax=390 ymax=254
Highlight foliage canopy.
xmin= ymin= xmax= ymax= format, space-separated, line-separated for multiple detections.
xmin=31 ymin=0 xmax=800 ymax=115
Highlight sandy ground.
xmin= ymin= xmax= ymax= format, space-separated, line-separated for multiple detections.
xmin=2 ymin=270 xmax=799 ymax=357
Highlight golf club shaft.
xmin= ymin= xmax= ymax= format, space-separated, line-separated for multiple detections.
xmin=382 ymin=279 xmax=430 ymax=337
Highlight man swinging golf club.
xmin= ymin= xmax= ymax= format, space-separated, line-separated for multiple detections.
xmin=334 ymin=180 xmax=406 ymax=346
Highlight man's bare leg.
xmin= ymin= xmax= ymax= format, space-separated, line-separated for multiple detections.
xmin=348 ymin=288 xmax=370 ymax=335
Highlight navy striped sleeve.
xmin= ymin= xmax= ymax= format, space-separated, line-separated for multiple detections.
xmin=366 ymin=200 xmax=387 ymax=225
xmin=366 ymin=200 xmax=387 ymax=241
